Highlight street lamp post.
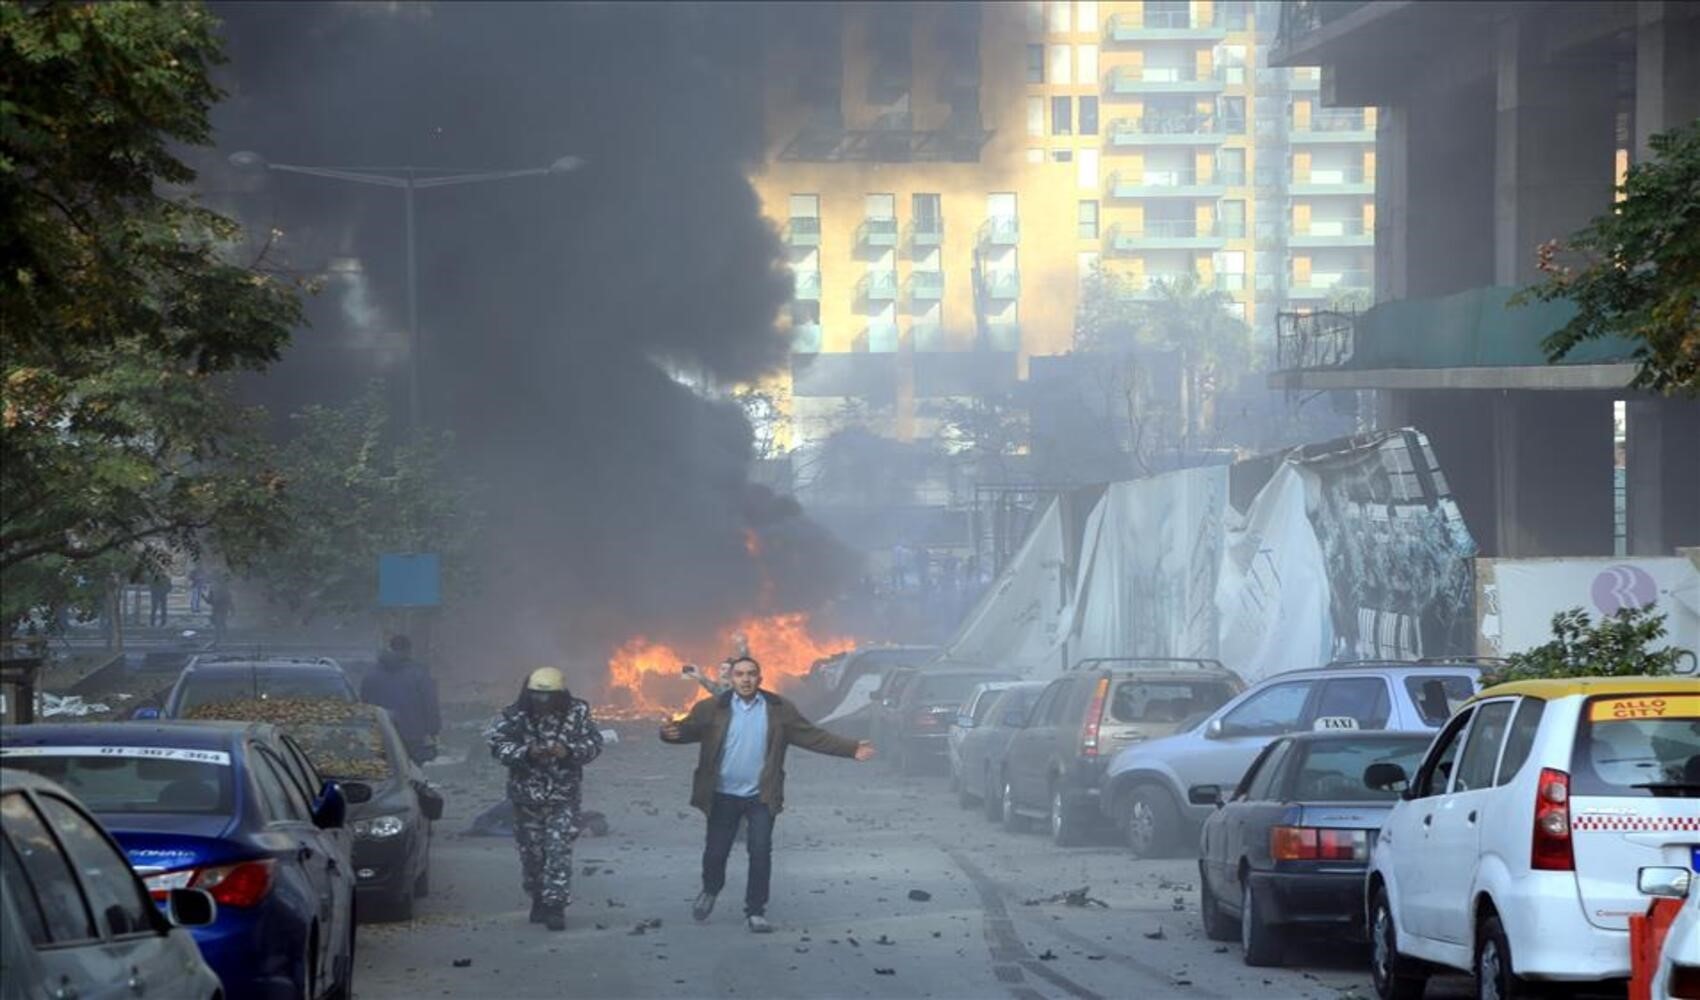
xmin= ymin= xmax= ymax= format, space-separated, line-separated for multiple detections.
xmin=228 ymin=152 xmax=585 ymax=432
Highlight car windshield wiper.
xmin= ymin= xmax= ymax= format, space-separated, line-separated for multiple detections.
xmin=1630 ymin=781 xmax=1700 ymax=797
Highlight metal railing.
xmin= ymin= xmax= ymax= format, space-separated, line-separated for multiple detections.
xmin=1299 ymin=110 xmax=1370 ymax=132
xmin=1275 ymin=308 xmax=1358 ymax=370
xmin=858 ymin=217 xmax=899 ymax=246
xmin=979 ymin=217 xmax=1019 ymax=245
xmin=1111 ymin=113 xmax=1225 ymax=138
xmin=858 ymin=270 xmax=899 ymax=300
xmin=785 ymin=217 xmax=821 ymax=245
xmin=909 ymin=270 xmax=944 ymax=299
xmin=792 ymin=270 xmax=822 ymax=300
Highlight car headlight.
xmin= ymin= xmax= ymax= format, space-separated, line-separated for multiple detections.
xmin=352 ymin=814 xmax=406 ymax=840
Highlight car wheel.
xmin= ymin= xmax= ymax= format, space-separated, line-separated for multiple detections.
xmin=1370 ymin=888 xmax=1428 ymax=1000
xmin=1240 ymin=878 xmax=1284 ymax=966
xmin=1476 ymin=914 xmax=1528 ymax=1000
xmin=1049 ymin=787 xmax=1085 ymax=847
xmin=1000 ymin=776 xmax=1027 ymax=833
xmin=983 ymin=769 xmax=1004 ymax=823
xmin=1198 ymin=864 xmax=1237 ymax=942
xmin=1124 ymin=785 xmax=1178 ymax=859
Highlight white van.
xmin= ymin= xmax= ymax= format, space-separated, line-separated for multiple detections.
xmin=1365 ymin=677 xmax=1700 ymax=1000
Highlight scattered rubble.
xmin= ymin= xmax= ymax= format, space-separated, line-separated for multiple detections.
xmin=1022 ymin=886 xmax=1109 ymax=908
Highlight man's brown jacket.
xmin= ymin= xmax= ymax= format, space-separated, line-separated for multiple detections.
xmin=661 ymin=689 xmax=857 ymax=815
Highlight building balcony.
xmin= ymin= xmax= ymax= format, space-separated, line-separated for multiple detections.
xmin=792 ymin=270 xmax=821 ymax=301
xmin=1108 ymin=114 xmax=1229 ymax=146
xmin=1104 ymin=10 xmax=1227 ymax=41
xmin=907 ymin=220 xmax=944 ymax=247
xmin=1106 ymin=66 xmax=1226 ymax=95
xmin=857 ymin=217 xmax=899 ymax=248
xmin=978 ymin=217 xmax=1019 ymax=246
xmin=1109 ymin=170 xmax=1227 ymax=198
xmin=784 ymin=217 xmax=821 ymax=247
xmin=1290 ymin=111 xmax=1374 ymax=143
xmin=863 ymin=322 xmax=899 ymax=353
xmin=1106 ymin=221 xmax=1226 ymax=251
xmin=858 ymin=270 xmax=899 ymax=301
xmin=1289 ymin=219 xmax=1372 ymax=246
xmin=909 ymin=269 xmax=944 ymax=301
xmin=980 ymin=269 xmax=1020 ymax=300
xmin=1290 ymin=168 xmax=1372 ymax=194
xmin=1286 ymin=270 xmax=1373 ymax=299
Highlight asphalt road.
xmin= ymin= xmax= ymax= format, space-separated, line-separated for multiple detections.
xmin=353 ymin=719 xmax=1472 ymax=1000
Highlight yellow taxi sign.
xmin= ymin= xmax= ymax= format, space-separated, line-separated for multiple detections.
xmin=1589 ymin=695 xmax=1700 ymax=722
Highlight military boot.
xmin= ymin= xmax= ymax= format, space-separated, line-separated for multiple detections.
xmin=544 ymin=905 xmax=567 ymax=932
xmin=529 ymin=898 xmax=547 ymax=924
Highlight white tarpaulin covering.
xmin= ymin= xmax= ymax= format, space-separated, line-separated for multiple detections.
xmin=1067 ymin=467 xmax=1228 ymax=663
xmin=942 ymin=497 xmax=1071 ymax=675
xmin=1477 ymin=555 xmax=1700 ymax=658
xmin=1214 ymin=463 xmax=1334 ymax=684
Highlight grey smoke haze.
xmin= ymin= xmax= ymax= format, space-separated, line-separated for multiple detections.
xmin=208 ymin=1 xmax=857 ymax=675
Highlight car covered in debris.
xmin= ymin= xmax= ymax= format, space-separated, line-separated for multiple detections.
xmin=1364 ymin=676 xmax=1700 ymax=1000
xmin=179 ymin=698 xmax=444 ymax=922
xmin=0 ymin=721 xmax=358 ymax=999
xmin=1 ymin=768 xmax=222 ymax=1000
xmin=1192 ymin=730 xmax=1433 ymax=966
xmin=1102 ymin=662 xmax=1481 ymax=858
xmin=149 ymin=655 xmax=357 ymax=720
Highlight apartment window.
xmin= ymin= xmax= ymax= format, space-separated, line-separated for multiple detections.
xmin=788 ymin=194 xmax=819 ymax=217
xmin=1220 ymin=199 xmax=1247 ymax=237
xmin=1077 ymin=147 xmax=1099 ymax=188
xmin=1048 ymin=0 xmax=1071 ymax=33
xmin=1217 ymin=147 xmax=1246 ymax=185
xmin=1026 ymin=45 xmax=1045 ymax=84
xmin=1076 ymin=1 xmax=1099 ymax=32
xmin=865 ymin=193 xmax=895 ymax=219
xmin=1077 ymin=200 xmax=1100 ymax=239
xmin=1051 ymin=96 xmax=1072 ymax=135
xmin=1077 ymin=44 xmax=1098 ymax=83
xmin=1219 ymin=96 xmax=1247 ymax=132
xmin=1051 ymin=149 xmax=1074 ymax=162
xmin=1217 ymin=45 xmax=1247 ymax=85
xmin=1027 ymin=96 xmax=1045 ymax=136
xmin=912 ymin=193 xmax=941 ymax=238
xmin=1213 ymin=250 xmax=1245 ymax=290
xmin=1048 ymin=44 xmax=1071 ymax=85
xmin=1079 ymin=96 xmax=1099 ymax=135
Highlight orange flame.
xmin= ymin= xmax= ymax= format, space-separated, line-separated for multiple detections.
xmin=603 ymin=612 xmax=854 ymax=718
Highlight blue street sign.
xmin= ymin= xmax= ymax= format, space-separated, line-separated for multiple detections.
xmin=378 ymin=553 xmax=441 ymax=607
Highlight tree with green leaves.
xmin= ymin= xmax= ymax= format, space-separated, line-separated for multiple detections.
xmin=1 ymin=1 xmax=305 ymax=629
xmin=1484 ymin=604 xmax=1693 ymax=686
xmin=241 ymin=385 xmax=481 ymax=624
xmin=1515 ymin=118 xmax=1700 ymax=395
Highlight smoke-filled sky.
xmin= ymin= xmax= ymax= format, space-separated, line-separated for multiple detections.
xmin=206 ymin=1 xmax=855 ymax=680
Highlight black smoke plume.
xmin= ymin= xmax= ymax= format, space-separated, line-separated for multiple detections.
xmin=206 ymin=2 xmax=857 ymax=681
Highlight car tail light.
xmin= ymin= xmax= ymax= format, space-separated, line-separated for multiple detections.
xmin=1270 ymin=826 xmax=1368 ymax=862
xmin=1531 ymin=768 xmax=1574 ymax=871
xmin=1079 ymin=677 xmax=1110 ymax=757
xmin=145 ymin=859 xmax=276 ymax=908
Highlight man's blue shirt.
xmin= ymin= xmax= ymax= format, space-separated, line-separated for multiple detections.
xmin=717 ymin=693 xmax=768 ymax=797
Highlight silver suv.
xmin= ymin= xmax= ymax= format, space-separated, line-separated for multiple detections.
xmin=1100 ymin=662 xmax=1481 ymax=857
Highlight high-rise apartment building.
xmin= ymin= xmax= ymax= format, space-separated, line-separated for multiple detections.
xmin=748 ymin=1 xmax=1375 ymax=460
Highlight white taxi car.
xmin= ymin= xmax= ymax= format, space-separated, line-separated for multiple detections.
xmin=1363 ymin=677 xmax=1700 ymax=1000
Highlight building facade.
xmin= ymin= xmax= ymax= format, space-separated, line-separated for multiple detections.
xmin=748 ymin=0 xmax=1377 ymax=460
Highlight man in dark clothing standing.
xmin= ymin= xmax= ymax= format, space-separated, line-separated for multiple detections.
xmin=660 ymin=656 xmax=873 ymax=933
xmin=148 ymin=573 xmax=171 ymax=627
xmin=360 ymin=635 xmax=442 ymax=763
xmin=486 ymin=667 xmax=603 ymax=931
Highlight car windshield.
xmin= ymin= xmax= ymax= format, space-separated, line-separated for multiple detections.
xmin=1403 ymin=675 xmax=1477 ymax=726
xmin=1572 ymin=694 xmax=1700 ymax=797
xmin=917 ymin=674 xmax=1010 ymax=704
xmin=177 ymin=669 xmax=351 ymax=712
xmin=1 ymin=752 xmax=234 ymax=815
xmin=180 ymin=698 xmax=394 ymax=782
xmin=1110 ymin=680 xmax=1236 ymax=724
xmin=1289 ymin=737 xmax=1432 ymax=802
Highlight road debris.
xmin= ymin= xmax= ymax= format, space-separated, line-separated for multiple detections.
xmin=1022 ymin=886 xmax=1108 ymax=908
xmin=452 ymin=959 xmax=472 ymax=968
xmin=907 ymin=889 xmax=931 ymax=902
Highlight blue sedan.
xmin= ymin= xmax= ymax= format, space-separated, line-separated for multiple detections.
xmin=1 ymin=722 xmax=358 ymax=1000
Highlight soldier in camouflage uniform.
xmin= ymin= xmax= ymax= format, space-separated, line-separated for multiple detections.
xmin=485 ymin=667 xmax=604 ymax=931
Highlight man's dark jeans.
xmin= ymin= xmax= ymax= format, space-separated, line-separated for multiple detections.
xmin=702 ymin=793 xmax=775 ymax=916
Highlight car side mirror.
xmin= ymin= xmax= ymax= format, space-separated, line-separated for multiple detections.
xmin=313 ymin=780 xmax=348 ymax=829
xmin=1364 ymin=762 xmax=1410 ymax=793
xmin=1204 ymin=718 xmax=1225 ymax=739
xmin=166 ymin=888 xmax=217 ymax=928
xmin=416 ymin=782 xmax=445 ymax=822
xmin=340 ymin=781 xmax=374 ymax=805
xmin=1188 ymin=784 xmax=1223 ymax=807
xmin=1002 ymin=709 xmax=1026 ymax=728
xmin=132 ymin=706 xmax=161 ymax=721
xmin=1638 ymin=867 xmax=1692 ymax=899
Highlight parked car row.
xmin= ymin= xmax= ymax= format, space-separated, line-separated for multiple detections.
xmin=902 ymin=654 xmax=1699 ymax=1000
xmin=1 ymin=652 xmax=445 ymax=999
